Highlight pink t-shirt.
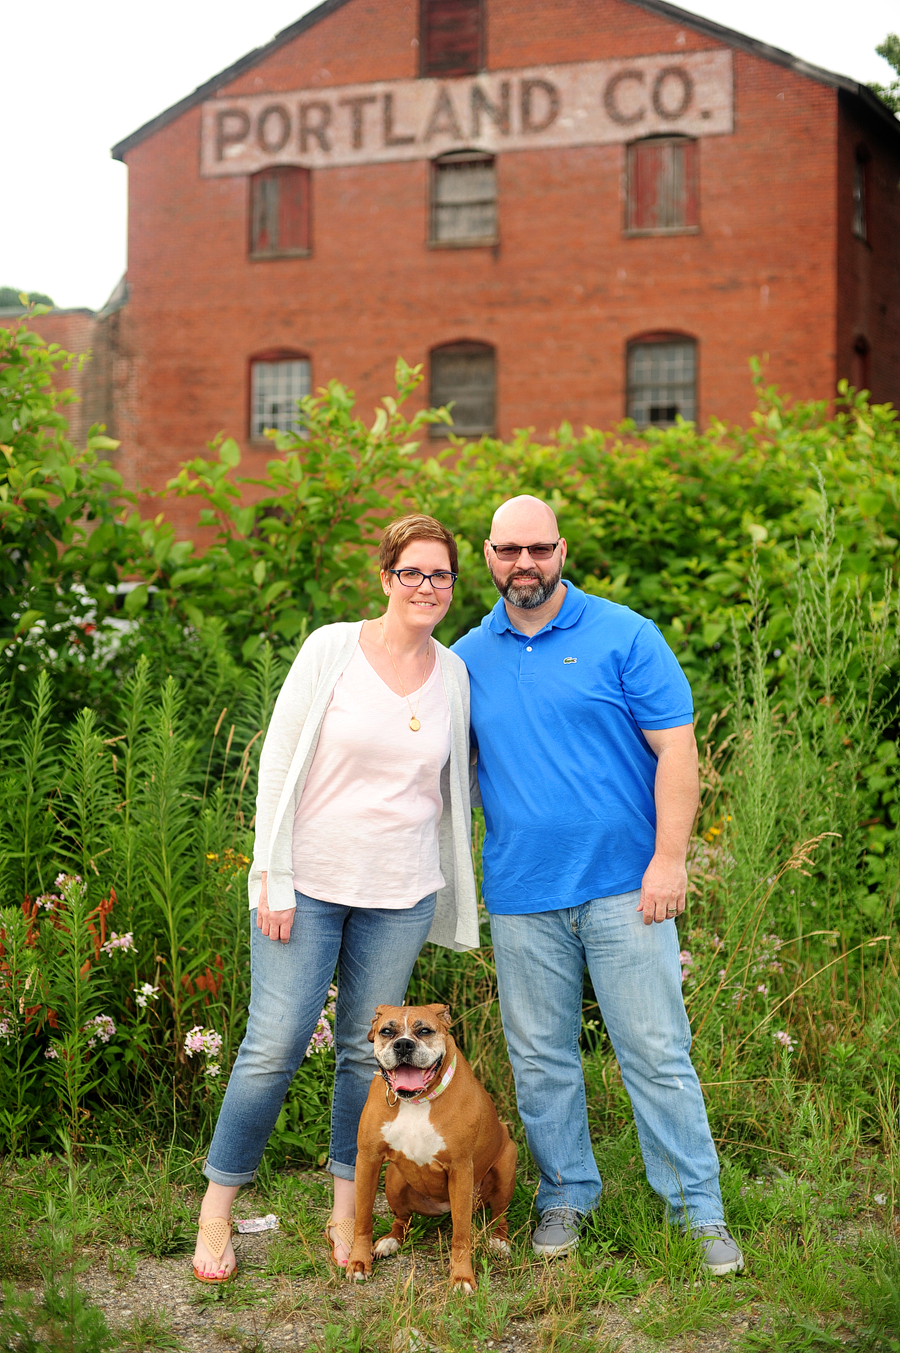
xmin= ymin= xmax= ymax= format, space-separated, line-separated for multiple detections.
xmin=291 ymin=643 xmax=451 ymax=907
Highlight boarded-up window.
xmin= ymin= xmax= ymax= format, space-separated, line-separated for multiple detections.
xmin=626 ymin=138 xmax=698 ymax=233
xmin=852 ymin=154 xmax=867 ymax=240
xmin=431 ymin=152 xmax=496 ymax=244
xmin=421 ymin=0 xmax=483 ymax=77
xmin=250 ymin=168 xmax=310 ymax=257
xmin=250 ymin=356 xmax=311 ymax=438
xmin=430 ymin=342 xmax=495 ymax=437
xmin=626 ymin=337 xmax=696 ymax=426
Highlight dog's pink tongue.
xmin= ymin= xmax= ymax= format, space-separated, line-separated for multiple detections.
xmin=393 ymin=1066 xmax=427 ymax=1091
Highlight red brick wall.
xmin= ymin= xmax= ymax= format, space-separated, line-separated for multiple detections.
xmin=836 ymin=94 xmax=900 ymax=407
xmin=118 ymin=0 xmax=871 ymax=529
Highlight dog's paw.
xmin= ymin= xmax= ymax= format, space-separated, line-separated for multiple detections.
xmin=452 ymin=1277 xmax=476 ymax=1295
xmin=346 ymin=1258 xmax=371 ymax=1282
xmin=488 ymin=1237 xmax=511 ymax=1257
xmin=374 ymin=1236 xmax=401 ymax=1258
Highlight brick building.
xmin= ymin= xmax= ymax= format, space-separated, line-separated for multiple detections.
xmin=78 ymin=0 xmax=900 ymax=511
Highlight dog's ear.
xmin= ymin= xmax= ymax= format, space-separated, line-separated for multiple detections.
xmin=368 ymin=1005 xmax=389 ymax=1044
xmin=427 ymin=1003 xmax=452 ymax=1029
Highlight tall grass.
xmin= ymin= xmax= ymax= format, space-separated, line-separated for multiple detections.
xmin=0 ymin=497 xmax=897 ymax=1183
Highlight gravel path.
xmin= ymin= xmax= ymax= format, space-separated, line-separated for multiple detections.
xmin=72 ymin=1226 xmax=761 ymax=1352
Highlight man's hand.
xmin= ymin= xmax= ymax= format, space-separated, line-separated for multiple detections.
xmin=638 ymin=854 xmax=688 ymax=925
xmin=255 ymin=871 xmax=295 ymax=943
xmin=637 ymin=723 xmax=699 ymax=926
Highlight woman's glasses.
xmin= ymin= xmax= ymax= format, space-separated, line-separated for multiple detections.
xmin=388 ymin=568 xmax=458 ymax=590
xmin=488 ymin=541 xmax=560 ymax=561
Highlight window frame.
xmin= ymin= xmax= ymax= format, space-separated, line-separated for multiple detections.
xmin=429 ymin=340 xmax=496 ymax=439
xmin=249 ymin=167 xmax=312 ymax=261
xmin=625 ymin=333 xmax=698 ymax=428
xmin=429 ymin=150 xmax=498 ymax=249
xmin=624 ymin=135 xmax=699 ymax=237
xmin=420 ymin=0 xmax=485 ymax=78
xmin=248 ymin=349 xmax=312 ymax=443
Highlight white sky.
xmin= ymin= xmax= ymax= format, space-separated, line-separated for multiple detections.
xmin=4 ymin=0 xmax=897 ymax=311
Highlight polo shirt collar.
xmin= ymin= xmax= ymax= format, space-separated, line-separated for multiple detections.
xmin=487 ymin=581 xmax=587 ymax=635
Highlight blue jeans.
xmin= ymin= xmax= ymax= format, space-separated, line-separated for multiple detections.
xmin=204 ymin=890 xmax=436 ymax=1186
xmin=489 ymin=889 xmax=724 ymax=1227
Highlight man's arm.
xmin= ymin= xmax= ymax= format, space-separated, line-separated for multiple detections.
xmin=636 ymin=723 xmax=699 ymax=926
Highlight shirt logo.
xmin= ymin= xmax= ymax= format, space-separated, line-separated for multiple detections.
xmin=563 ymin=657 xmax=577 ymax=664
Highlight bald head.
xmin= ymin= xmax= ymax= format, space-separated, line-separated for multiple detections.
xmin=490 ymin=495 xmax=560 ymax=542
xmin=484 ymin=495 xmax=567 ymax=615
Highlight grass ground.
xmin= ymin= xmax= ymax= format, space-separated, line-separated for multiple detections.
xmin=2 ymin=1115 xmax=898 ymax=1353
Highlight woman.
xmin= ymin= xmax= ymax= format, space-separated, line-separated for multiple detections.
xmin=192 ymin=514 xmax=479 ymax=1281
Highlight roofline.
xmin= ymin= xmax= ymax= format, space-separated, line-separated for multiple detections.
xmin=111 ymin=0 xmax=900 ymax=161
xmin=111 ymin=0 xmax=354 ymax=161
xmin=0 ymin=307 xmax=96 ymax=319
xmin=630 ymin=0 xmax=900 ymax=137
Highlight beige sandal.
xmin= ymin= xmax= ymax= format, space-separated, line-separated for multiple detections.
xmin=193 ymin=1216 xmax=237 ymax=1283
xmin=325 ymin=1215 xmax=356 ymax=1268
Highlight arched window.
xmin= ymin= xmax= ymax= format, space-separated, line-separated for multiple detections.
xmin=626 ymin=334 xmax=696 ymax=426
xmin=626 ymin=136 xmax=698 ymax=233
xmin=250 ymin=350 xmax=311 ymax=439
xmin=430 ymin=151 xmax=497 ymax=245
xmin=421 ymin=0 xmax=483 ymax=77
xmin=250 ymin=168 xmax=311 ymax=258
xmin=430 ymin=341 xmax=495 ymax=437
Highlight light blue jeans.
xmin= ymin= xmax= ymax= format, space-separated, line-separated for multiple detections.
xmin=489 ymin=889 xmax=724 ymax=1227
xmin=204 ymin=890 xmax=436 ymax=1186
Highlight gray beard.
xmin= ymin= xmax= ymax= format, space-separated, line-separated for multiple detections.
xmin=489 ymin=561 xmax=563 ymax=609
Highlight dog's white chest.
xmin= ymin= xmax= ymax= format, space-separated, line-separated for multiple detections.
xmin=382 ymin=1101 xmax=447 ymax=1167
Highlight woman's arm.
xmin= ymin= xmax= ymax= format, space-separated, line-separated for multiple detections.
xmin=255 ymin=870 xmax=295 ymax=943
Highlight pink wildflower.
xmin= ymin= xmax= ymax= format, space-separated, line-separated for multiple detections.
xmin=774 ymin=1030 xmax=796 ymax=1050
xmin=757 ymin=984 xmax=769 ymax=996
xmin=45 ymin=1046 xmax=59 ymax=1059
xmin=305 ymin=996 xmax=337 ymax=1058
xmin=101 ymin=932 xmax=136 ymax=956
xmin=83 ymin=1014 xmax=116 ymax=1048
xmin=184 ymin=1026 xmax=223 ymax=1060
xmin=0 ymin=1018 xmax=11 ymax=1043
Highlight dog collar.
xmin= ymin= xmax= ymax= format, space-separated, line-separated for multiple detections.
xmin=381 ymin=1053 xmax=457 ymax=1107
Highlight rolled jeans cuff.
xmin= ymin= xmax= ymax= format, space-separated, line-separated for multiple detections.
xmin=203 ymin=1158 xmax=257 ymax=1188
xmin=326 ymin=1157 xmax=356 ymax=1182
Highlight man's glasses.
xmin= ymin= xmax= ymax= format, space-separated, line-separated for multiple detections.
xmin=388 ymin=568 xmax=458 ymax=590
xmin=488 ymin=541 xmax=560 ymax=562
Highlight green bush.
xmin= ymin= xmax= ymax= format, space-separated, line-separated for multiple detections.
xmin=0 ymin=313 xmax=132 ymax=703
xmin=1 ymin=319 xmax=898 ymax=1166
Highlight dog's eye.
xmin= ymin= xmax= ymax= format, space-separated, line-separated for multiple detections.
xmin=379 ymin=1027 xmax=394 ymax=1037
xmin=417 ymin=1027 xmax=434 ymax=1036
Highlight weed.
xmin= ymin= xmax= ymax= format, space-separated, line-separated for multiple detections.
xmin=115 ymin=1309 xmax=183 ymax=1352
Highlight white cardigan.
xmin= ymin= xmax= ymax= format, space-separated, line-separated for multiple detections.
xmin=248 ymin=621 xmax=480 ymax=952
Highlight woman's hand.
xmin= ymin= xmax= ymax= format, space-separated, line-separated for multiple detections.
xmin=256 ymin=872 xmax=295 ymax=944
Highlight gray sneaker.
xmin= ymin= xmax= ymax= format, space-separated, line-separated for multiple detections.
xmin=690 ymin=1223 xmax=744 ymax=1275
xmin=532 ymin=1207 xmax=583 ymax=1257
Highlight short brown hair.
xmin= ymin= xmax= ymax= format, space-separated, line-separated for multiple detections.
xmin=379 ymin=514 xmax=459 ymax=574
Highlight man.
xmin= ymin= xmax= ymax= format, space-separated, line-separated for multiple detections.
xmin=452 ymin=495 xmax=743 ymax=1274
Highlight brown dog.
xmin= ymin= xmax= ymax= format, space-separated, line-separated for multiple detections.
xmin=347 ymin=1003 xmax=517 ymax=1292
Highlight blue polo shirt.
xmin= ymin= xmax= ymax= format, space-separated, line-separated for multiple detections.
xmin=452 ymin=583 xmax=694 ymax=914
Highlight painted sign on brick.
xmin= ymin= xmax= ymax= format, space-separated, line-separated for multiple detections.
xmin=200 ymin=50 xmax=733 ymax=176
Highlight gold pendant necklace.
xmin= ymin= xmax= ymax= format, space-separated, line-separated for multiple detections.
xmin=380 ymin=620 xmax=429 ymax=732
